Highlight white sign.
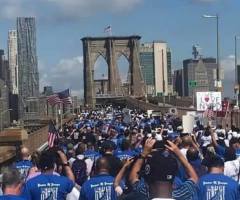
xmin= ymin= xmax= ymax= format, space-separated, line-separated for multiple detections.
xmin=196 ymin=92 xmax=222 ymax=111
xmin=182 ymin=115 xmax=195 ymax=133
xmin=147 ymin=110 xmax=153 ymax=118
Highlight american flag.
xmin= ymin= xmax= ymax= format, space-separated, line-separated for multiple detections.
xmin=47 ymin=89 xmax=72 ymax=106
xmin=204 ymin=105 xmax=215 ymax=119
xmin=58 ymin=89 xmax=72 ymax=104
xmin=48 ymin=120 xmax=58 ymax=148
xmin=47 ymin=94 xmax=61 ymax=106
xmin=104 ymin=26 xmax=112 ymax=35
xmin=104 ymin=26 xmax=112 ymax=33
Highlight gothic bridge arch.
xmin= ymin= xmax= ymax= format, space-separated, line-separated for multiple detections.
xmin=81 ymin=36 xmax=145 ymax=107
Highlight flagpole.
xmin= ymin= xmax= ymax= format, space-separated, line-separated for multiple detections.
xmin=46 ymin=100 xmax=48 ymax=117
xmin=70 ymin=88 xmax=74 ymax=115
xmin=55 ymin=104 xmax=58 ymax=128
xmin=60 ymin=102 xmax=63 ymax=130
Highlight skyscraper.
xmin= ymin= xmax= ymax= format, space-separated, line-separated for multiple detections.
xmin=0 ymin=50 xmax=5 ymax=81
xmin=140 ymin=41 xmax=173 ymax=96
xmin=8 ymin=30 xmax=18 ymax=94
xmin=173 ymin=69 xmax=183 ymax=96
xmin=140 ymin=43 xmax=155 ymax=95
xmin=183 ymin=58 xmax=217 ymax=96
xmin=17 ymin=17 xmax=39 ymax=119
xmin=0 ymin=50 xmax=10 ymax=85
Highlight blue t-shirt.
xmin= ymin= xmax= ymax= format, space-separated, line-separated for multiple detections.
xmin=80 ymin=174 xmax=117 ymax=200
xmin=0 ymin=195 xmax=25 ymax=200
xmin=83 ymin=150 xmax=100 ymax=161
xmin=198 ymin=173 xmax=240 ymax=200
xmin=115 ymin=150 xmax=135 ymax=161
xmin=15 ymin=160 xmax=33 ymax=180
xmin=215 ymin=144 xmax=225 ymax=158
xmin=235 ymin=148 xmax=240 ymax=158
xmin=21 ymin=174 xmax=74 ymax=200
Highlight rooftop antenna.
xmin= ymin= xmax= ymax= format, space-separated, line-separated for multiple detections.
xmin=192 ymin=44 xmax=202 ymax=59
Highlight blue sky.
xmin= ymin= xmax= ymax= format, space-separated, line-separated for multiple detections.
xmin=0 ymin=0 xmax=239 ymax=97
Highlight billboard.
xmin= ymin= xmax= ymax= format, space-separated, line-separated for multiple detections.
xmin=196 ymin=92 xmax=222 ymax=111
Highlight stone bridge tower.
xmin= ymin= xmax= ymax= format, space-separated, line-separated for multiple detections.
xmin=82 ymin=36 xmax=145 ymax=107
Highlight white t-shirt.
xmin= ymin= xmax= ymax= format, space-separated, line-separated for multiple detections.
xmin=75 ymin=154 xmax=94 ymax=176
xmin=224 ymin=158 xmax=240 ymax=183
xmin=66 ymin=186 xmax=80 ymax=200
xmin=180 ymin=148 xmax=188 ymax=158
xmin=73 ymin=131 xmax=79 ymax=140
xmin=68 ymin=157 xmax=76 ymax=167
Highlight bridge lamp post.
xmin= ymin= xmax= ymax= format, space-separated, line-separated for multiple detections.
xmin=235 ymin=35 xmax=240 ymax=107
xmin=141 ymin=66 xmax=148 ymax=102
xmin=0 ymin=109 xmax=12 ymax=132
xmin=202 ymin=14 xmax=221 ymax=91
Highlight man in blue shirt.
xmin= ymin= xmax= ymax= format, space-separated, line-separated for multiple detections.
xmin=83 ymin=142 xmax=100 ymax=162
xmin=0 ymin=167 xmax=25 ymax=200
xmin=80 ymin=157 xmax=119 ymax=200
xmin=115 ymin=139 xmax=135 ymax=161
xmin=21 ymin=150 xmax=75 ymax=200
xmin=15 ymin=147 xmax=32 ymax=180
xmin=198 ymin=155 xmax=240 ymax=200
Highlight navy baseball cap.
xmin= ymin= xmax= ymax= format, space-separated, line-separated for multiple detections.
xmin=143 ymin=151 xmax=178 ymax=183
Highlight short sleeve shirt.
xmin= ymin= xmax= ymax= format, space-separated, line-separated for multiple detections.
xmin=15 ymin=160 xmax=33 ymax=180
xmin=21 ymin=174 xmax=74 ymax=200
xmin=115 ymin=150 xmax=135 ymax=161
xmin=198 ymin=173 xmax=240 ymax=200
xmin=132 ymin=178 xmax=196 ymax=200
xmin=80 ymin=174 xmax=117 ymax=200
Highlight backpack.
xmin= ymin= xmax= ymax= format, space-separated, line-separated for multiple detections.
xmin=72 ymin=158 xmax=88 ymax=186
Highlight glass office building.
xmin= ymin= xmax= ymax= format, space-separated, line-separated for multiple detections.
xmin=17 ymin=17 xmax=39 ymax=119
xmin=140 ymin=42 xmax=172 ymax=96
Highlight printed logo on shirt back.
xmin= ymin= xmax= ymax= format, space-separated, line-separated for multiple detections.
xmin=204 ymin=181 xmax=226 ymax=200
xmin=91 ymin=182 xmax=113 ymax=200
xmin=16 ymin=165 xmax=31 ymax=180
xmin=38 ymin=183 xmax=60 ymax=200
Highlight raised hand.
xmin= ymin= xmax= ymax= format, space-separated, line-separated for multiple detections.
xmin=142 ymin=138 xmax=156 ymax=157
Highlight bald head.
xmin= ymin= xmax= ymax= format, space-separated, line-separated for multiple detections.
xmin=96 ymin=157 xmax=110 ymax=174
xmin=21 ymin=147 xmax=30 ymax=160
xmin=181 ymin=136 xmax=192 ymax=148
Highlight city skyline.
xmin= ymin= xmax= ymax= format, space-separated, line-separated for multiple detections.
xmin=0 ymin=0 xmax=239 ymax=97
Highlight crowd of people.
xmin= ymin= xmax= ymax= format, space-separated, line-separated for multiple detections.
xmin=1 ymin=106 xmax=240 ymax=200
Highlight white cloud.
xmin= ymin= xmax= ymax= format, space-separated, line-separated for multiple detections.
xmin=0 ymin=0 xmax=143 ymax=20
xmin=0 ymin=0 xmax=36 ymax=19
xmin=39 ymin=56 xmax=84 ymax=97
xmin=221 ymin=54 xmax=235 ymax=72
xmin=71 ymin=89 xmax=84 ymax=97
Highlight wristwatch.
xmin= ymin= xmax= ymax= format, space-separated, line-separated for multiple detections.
xmin=138 ymin=153 xmax=147 ymax=159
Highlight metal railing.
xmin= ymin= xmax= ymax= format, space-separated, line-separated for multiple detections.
xmin=96 ymin=94 xmax=125 ymax=98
